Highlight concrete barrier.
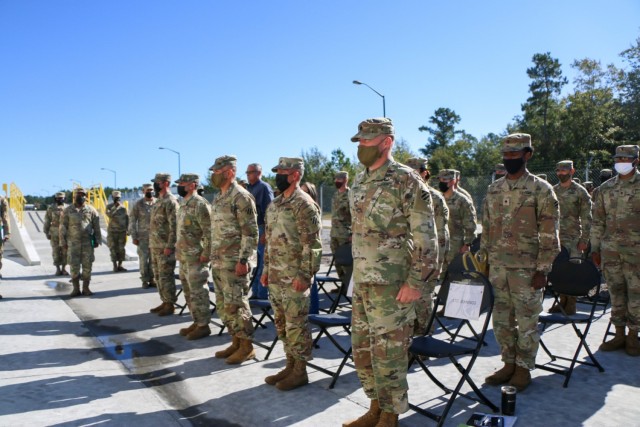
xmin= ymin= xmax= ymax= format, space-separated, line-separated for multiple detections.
xmin=7 ymin=208 xmax=41 ymax=266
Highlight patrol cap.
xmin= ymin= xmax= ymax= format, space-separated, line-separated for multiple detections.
xmin=438 ymin=169 xmax=456 ymax=180
xmin=451 ymin=169 xmax=461 ymax=179
xmin=152 ymin=172 xmax=171 ymax=183
xmin=613 ymin=144 xmax=640 ymax=159
xmin=334 ymin=171 xmax=349 ymax=179
xmin=502 ymin=133 xmax=532 ymax=152
xmin=556 ymin=160 xmax=573 ymax=171
xmin=271 ymin=157 xmax=304 ymax=173
xmin=537 ymin=174 xmax=548 ymax=181
xmin=55 ymin=192 xmax=65 ymax=198
xmin=197 ymin=184 xmax=204 ymax=191
xmin=142 ymin=183 xmax=153 ymax=190
xmin=600 ymin=169 xmax=613 ymax=179
xmin=175 ymin=173 xmax=200 ymax=184
xmin=351 ymin=118 xmax=394 ymax=142
xmin=209 ymin=155 xmax=237 ymax=171
xmin=75 ymin=187 xmax=87 ymax=195
xmin=112 ymin=191 xmax=121 ymax=198
xmin=583 ymin=181 xmax=594 ymax=190
xmin=495 ymin=163 xmax=506 ymax=174
xmin=405 ymin=157 xmax=428 ymax=171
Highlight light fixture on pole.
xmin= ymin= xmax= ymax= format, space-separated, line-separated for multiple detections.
xmin=352 ymin=80 xmax=386 ymax=117
xmin=101 ymin=168 xmax=117 ymax=189
xmin=159 ymin=146 xmax=181 ymax=178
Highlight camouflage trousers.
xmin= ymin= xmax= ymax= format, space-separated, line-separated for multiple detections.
xmin=602 ymin=250 xmax=640 ymax=329
xmin=490 ymin=266 xmax=543 ymax=370
xmin=136 ymin=237 xmax=153 ymax=283
xmin=269 ymin=280 xmax=312 ymax=361
xmin=352 ymin=282 xmax=415 ymax=414
xmin=67 ymin=239 xmax=95 ymax=281
xmin=150 ymin=248 xmax=177 ymax=304
xmin=179 ymin=260 xmax=211 ymax=326
xmin=212 ymin=267 xmax=254 ymax=340
xmin=50 ymin=233 xmax=67 ymax=266
xmin=107 ymin=230 xmax=127 ymax=263
xmin=414 ymin=279 xmax=438 ymax=336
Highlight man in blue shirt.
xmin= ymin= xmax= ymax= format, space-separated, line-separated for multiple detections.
xmin=246 ymin=163 xmax=274 ymax=299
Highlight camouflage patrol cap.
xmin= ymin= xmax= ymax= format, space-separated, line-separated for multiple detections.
xmin=55 ymin=192 xmax=65 ymax=198
xmin=495 ymin=163 xmax=506 ymax=174
xmin=351 ymin=117 xmax=394 ymax=142
xmin=405 ymin=157 xmax=428 ymax=171
xmin=75 ymin=187 xmax=87 ymax=195
xmin=209 ymin=155 xmax=237 ymax=171
xmin=175 ymin=173 xmax=200 ymax=184
xmin=613 ymin=144 xmax=640 ymax=159
xmin=537 ymin=174 xmax=548 ymax=181
xmin=438 ymin=169 xmax=456 ymax=180
xmin=556 ymin=160 xmax=573 ymax=171
xmin=152 ymin=172 xmax=171 ymax=183
xmin=583 ymin=181 xmax=594 ymax=190
xmin=334 ymin=171 xmax=349 ymax=179
xmin=197 ymin=184 xmax=204 ymax=191
xmin=502 ymin=133 xmax=532 ymax=152
xmin=451 ymin=169 xmax=461 ymax=179
xmin=271 ymin=157 xmax=304 ymax=173
xmin=600 ymin=169 xmax=613 ymax=179
xmin=112 ymin=191 xmax=122 ymax=198
xmin=142 ymin=183 xmax=153 ymax=190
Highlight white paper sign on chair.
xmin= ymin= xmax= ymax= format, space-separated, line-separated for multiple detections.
xmin=444 ymin=281 xmax=484 ymax=320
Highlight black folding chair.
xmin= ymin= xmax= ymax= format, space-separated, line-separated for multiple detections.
xmin=536 ymin=256 xmax=605 ymax=387
xmin=409 ymin=272 xmax=497 ymax=426
xmin=314 ymin=244 xmax=353 ymax=311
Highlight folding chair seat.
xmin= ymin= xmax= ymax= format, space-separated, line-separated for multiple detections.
xmin=536 ymin=256 xmax=605 ymax=387
xmin=409 ymin=272 xmax=497 ymax=426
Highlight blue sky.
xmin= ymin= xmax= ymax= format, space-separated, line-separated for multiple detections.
xmin=1 ymin=1 xmax=639 ymax=196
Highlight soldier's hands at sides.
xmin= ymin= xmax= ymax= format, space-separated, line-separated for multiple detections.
xmin=260 ymin=274 xmax=268 ymax=287
xmin=259 ymin=234 xmax=266 ymax=245
xmin=292 ymin=279 xmax=309 ymax=292
xmin=396 ymin=283 xmax=421 ymax=303
xmin=133 ymin=239 xmax=139 ymax=246
xmin=531 ymin=271 xmax=547 ymax=290
xmin=577 ymin=241 xmax=588 ymax=253
xmin=459 ymin=244 xmax=470 ymax=254
xmin=591 ymin=252 xmax=601 ymax=267
xmin=235 ymin=261 xmax=250 ymax=276
xmin=199 ymin=255 xmax=209 ymax=264
xmin=163 ymin=248 xmax=173 ymax=257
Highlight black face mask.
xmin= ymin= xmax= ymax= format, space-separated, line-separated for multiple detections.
xmin=153 ymin=182 xmax=162 ymax=197
xmin=55 ymin=199 xmax=64 ymax=205
xmin=113 ymin=198 xmax=121 ymax=203
xmin=275 ymin=174 xmax=291 ymax=193
xmin=503 ymin=157 xmax=525 ymax=175
xmin=177 ymin=186 xmax=188 ymax=198
xmin=145 ymin=191 xmax=153 ymax=199
xmin=75 ymin=196 xmax=86 ymax=205
xmin=334 ymin=181 xmax=343 ymax=189
xmin=438 ymin=182 xmax=450 ymax=193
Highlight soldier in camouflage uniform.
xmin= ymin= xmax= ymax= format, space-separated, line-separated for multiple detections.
xmin=106 ymin=190 xmax=129 ymax=272
xmin=43 ymin=192 xmax=68 ymax=276
xmin=495 ymin=163 xmax=506 ymax=180
xmin=129 ymin=184 xmax=156 ymax=288
xmin=591 ymin=145 xmax=640 ymax=357
xmin=330 ymin=170 xmax=352 ymax=295
xmin=261 ymin=157 xmax=322 ymax=391
xmin=149 ymin=173 xmax=179 ymax=316
xmin=209 ymin=156 xmax=259 ymax=363
xmin=344 ymin=118 xmax=438 ymax=427
xmin=174 ymin=173 xmax=212 ymax=340
xmin=550 ymin=160 xmax=592 ymax=314
xmin=405 ymin=157 xmax=450 ymax=336
xmin=0 ymin=195 xmax=10 ymax=282
xmin=482 ymin=133 xmax=560 ymax=391
xmin=60 ymin=187 xmax=102 ymax=297
xmin=452 ymin=169 xmax=473 ymax=201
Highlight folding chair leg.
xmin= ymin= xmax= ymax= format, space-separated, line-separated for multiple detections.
xmin=328 ymin=348 xmax=352 ymax=389
xmin=264 ymin=336 xmax=279 ymax=360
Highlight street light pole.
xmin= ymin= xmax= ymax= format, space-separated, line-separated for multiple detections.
xmin=353 ymin=80 xmax=386 ymax=117
xmin=101 ymin=168 xmax=117 ymax=189
xmin=159 ymin=146 xmax=181 ymax=178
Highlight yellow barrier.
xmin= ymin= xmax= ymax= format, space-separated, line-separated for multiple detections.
xmin=8 ymin=182 xmax=26 ymax=226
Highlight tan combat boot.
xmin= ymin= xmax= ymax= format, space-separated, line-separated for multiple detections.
xmin=563 ymin=296 xmax=577 ymax=315
xmin=508 ymin=366 xmax=532 ymax=391
xmin=275 ymin=360 xmax=309 ymax=391
xmin=70 ymin=278 xmax=81 ymax=297
xmin=342 ymin=399 xmax=381 ymax=427
xmin=600 ymin=326 xmax=626 ymax=351
xmin=265 ymin=354 xmax=295 ymax=385
xmin=226 ymin=338 xmax=256 ymax=365
xmin=548 ymin=295 xmax=567 ymax=313
xmin=375 ymin=412 xmax=398 ymax=427
xmin=626 ymin=328 xmax=640 ymax=357
xmin=150 ymin=302 xmax=165 ymax=313
xmin=215 ymin=335 xmax=239 ymax=358
xmin=187 ymin=324 xmax=211 ymax=340
xmin=157 ymin=302 xmax=175 ymax=316
xmin=485 ymin=363 xmax=515 ymax=385
xmin=82 ymin=280 xmax=93 ymax=296
xmin=179 ymin=322 xmax=197 ymax=337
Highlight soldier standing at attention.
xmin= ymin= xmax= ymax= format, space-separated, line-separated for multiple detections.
xmin=210 ymin=156 xmax=259 ymax=363
xmin=60 ymin=187 xmax=102 ymax=297
xmin=174 ymin=173 xmax=212 ymax=340
xmin=452 ymin=169 xmax=473 ymax=201
xmin=482 ymin=133 xmax=560 ymax=391
xmin=44 ymin=192 xmax=69 ymax=276
xmin=261 ymin=157 xmax=322 ymax=391
xmin=129 ymin=184 xmax=156 ymax=288
xmin=0 ymin=194 xmax=10 ymax=282
xmin=330 ymin=170 xmax=352 ymax=294
xmin=106 ymin=190 xmax=129 ymax=272
xmin=149 ymin=173 xmax=179 ymax=317
xmin=550 ymin=160 xmax=592 ymax=314
xmin=591 ymin=145 xmax=640 ymax=357
xmin=344 ymin=118 xmax=438 ymax=427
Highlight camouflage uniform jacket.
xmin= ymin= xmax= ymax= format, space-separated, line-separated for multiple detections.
xmin=350 ymin=160 xmax=438 ymax=290
xmin=106 ymin=202 xmax=129 ymax=233
xmin=176 ymin=194 xmax=211 ymax=263
xmin=60 ymin=204 xmax=102 ymax=247
xmin=0 ymin=196 xmax=9 ymax=238
xmin=128 ymin=197 xmax=155 ymax=240
xmin=149 ymin=192 xmax=179 ymax=250
xmin=43 ymin=203 xmax=67 ymax=237
xmin=553 ymin=181 xmax=592 ymax=245
xmin=444 ymin=190 xmax=477 ymax=249
xmin=458 ymin=185 xmax=473 ymax=202
xmin=428 ymin=186 xmax=450 ymax=261
xmin=264 ymin=187 xmax=322 ymax=284
xmin=591 ymin=169 xmax=640 ymax=256
xmin=210 ymin=182 xmax=258 ymax=270
xmin=481 ymin=171 xmax=560 ymax=273
xmin=330 ymin=189 xmax=352 ymax=246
